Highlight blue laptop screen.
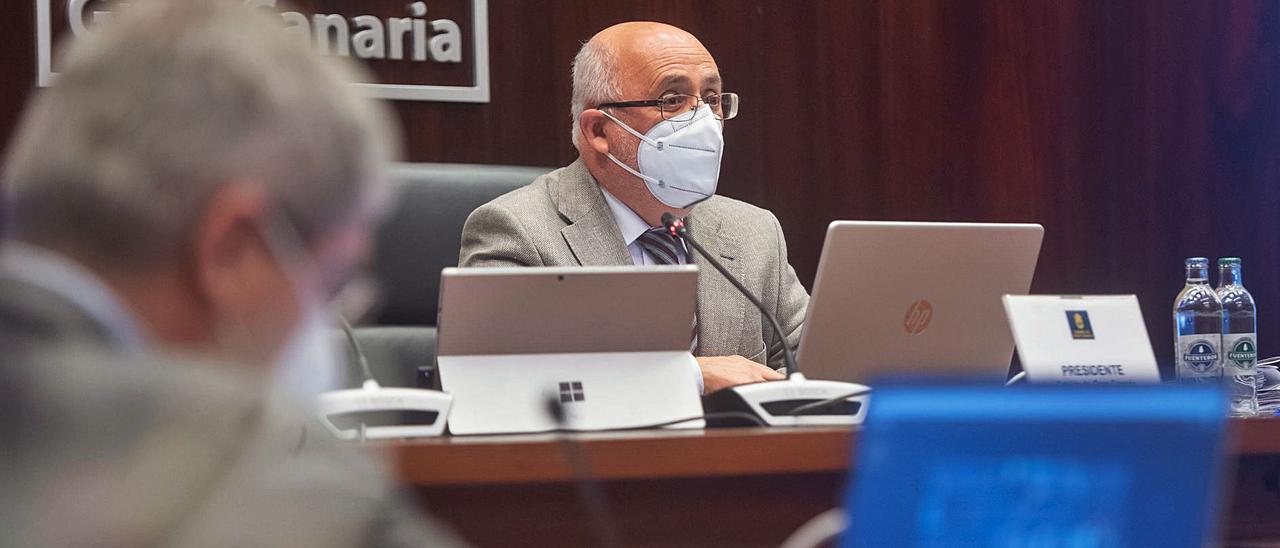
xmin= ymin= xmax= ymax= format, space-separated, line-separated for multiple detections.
xmin=842 ymin=383 xmax=1227 ymax=548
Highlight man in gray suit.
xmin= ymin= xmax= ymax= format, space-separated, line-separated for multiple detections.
xmin=460 ymin=22 xmax=808 ymax=393
xmin=0 ymin=1 xmax=461 ymax=545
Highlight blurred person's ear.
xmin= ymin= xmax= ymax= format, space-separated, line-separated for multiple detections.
xmin=189 ymin=181 xmax=300 ymax=368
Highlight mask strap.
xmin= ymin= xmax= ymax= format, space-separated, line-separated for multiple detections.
xmin=591 ymin=107 xmax=715 ymax=191
xmin=590 ymin=110 xmax=666 ymax=187
xmin=604 ymin=152 xmax=662 ymax=187
xmin=257 ymin=208 xmax=331 ymax=316
xmin=258 ymin=210 xmax=315 ymax=280
xmin=598 ymin=109 xmax=659 ymax=148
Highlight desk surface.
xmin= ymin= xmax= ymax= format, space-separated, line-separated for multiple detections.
xmin=394 ymin=418 xmax=1280 ymax=547
xmin=393 ymin=425 xmax=849 ymax=485
xmin=394 ymin=418 xmax=1280 ymax=485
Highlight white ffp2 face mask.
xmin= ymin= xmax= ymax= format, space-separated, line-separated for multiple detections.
xmin=254 ymin=214 xmax=345 ymax=404
xmin=270 ymin=303 xmax=341 ymax=402
xmin=599 ymin=105 xmax=724 ymax=209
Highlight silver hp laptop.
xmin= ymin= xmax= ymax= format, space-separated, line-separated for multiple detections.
xmin=436 ymin=266 xmax=705 ymax=435
xmin=797 ymin=221 xmax=1043 ymax=384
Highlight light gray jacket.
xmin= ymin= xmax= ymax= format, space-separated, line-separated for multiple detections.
xmin=459 ymin=159 xmax=809 ymax=369
xmin=0 ymin=254 xmax=465 ymax=547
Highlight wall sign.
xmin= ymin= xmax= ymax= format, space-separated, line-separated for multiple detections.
xmin=36 ymin=0 xmax=490 ymax=102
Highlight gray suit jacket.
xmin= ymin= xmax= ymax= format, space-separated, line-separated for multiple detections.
xmin=0 ymin=263 xmax=465 ymax=547
xmin=459 ymin=159 xmax=809 ymax=369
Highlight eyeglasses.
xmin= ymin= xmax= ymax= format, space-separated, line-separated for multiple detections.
xmin=261 ymin=207 xmax=384 ymax=322
xmin=598 ymin=92 xmax=739 ymax=122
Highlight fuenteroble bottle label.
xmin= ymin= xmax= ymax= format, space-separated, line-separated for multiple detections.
xmin=1177 ymin=335 xmax=1222 ymax=379
xmin=1224 ymin=334 xmax=1258 ymax=375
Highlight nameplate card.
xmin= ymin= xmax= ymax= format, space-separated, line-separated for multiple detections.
xmin=1003 ymin=295 xmax=1161 ymax=384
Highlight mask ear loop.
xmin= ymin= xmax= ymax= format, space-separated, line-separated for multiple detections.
xmin=258 ymin=209 xmax=317 ymax=286
xmin=597 ymin=105 xmax=717 ymax=147
xmin=257 ymin=209 xmax=344 ymax=400
xmin=209 ymin=207 xmax=327 ymax=387
xmin=255 ymin=207 xmax=339 ymax=327
xmin=673 ymin=192 xmax=714 ymax=209
xmin=603 ymin=150 xmax=662 ymax=187
xmin=586 ymin=109 xmax=666 ymax=187
xmin=262 ymin=207 xmax=383 ymax=321
xmin=597 ymin=109 xmax=661 ymax=148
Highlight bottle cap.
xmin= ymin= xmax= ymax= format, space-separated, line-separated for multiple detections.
xmin=1218 ymin=257 xmax=1241 ymax=266
xmin=1185 ymin=257 xmax=1209 ymax=266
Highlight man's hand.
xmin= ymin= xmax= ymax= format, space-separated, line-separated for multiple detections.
xmin=696 ymin=355 xmax=785 ymax=393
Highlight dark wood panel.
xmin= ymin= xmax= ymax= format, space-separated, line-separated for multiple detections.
xmin=397 ymin=421 xmax=1280 ymax=546
xmin=416 ymin=474 xmax=845 ymax=548
xmin=394 ymin=420 xmax=1280 ymax=486
xmin=418 ymin=462 xmax=1280 ymax=548
xmin=2 ymin=1 xmax=1278 ymax=374
xmin=0 ymin=1 xmax=34 ymax=161
xmin=392 ymin=426 xmax=851 ymax=485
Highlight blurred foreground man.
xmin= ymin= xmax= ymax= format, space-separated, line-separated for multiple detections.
xmin=460 ymin=22 xmax=808 ymax=393
xmin=0 ymin=1 xmax=462 ymax=545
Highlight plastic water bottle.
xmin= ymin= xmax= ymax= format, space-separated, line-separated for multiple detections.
xmin=1174 ymin=257 xmax=1223 ymax=384
xmin=1216 ymin=258 xmax=1257 ymax=417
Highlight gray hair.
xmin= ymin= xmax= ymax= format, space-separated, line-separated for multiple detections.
xmin=569 ymin=39 xmax=621 ymax=151
xmin=2 ymin=0 xmax=398 ymax=266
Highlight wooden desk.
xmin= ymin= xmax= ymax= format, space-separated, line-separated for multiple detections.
xmin=394 ymin=420 xmax=1280 ymax=547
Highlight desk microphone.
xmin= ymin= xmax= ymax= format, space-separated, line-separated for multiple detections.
xmin=314 ymin=318 xmax=453 ymax=440
xmin=662 ymin=213 xmax=870 ymax=426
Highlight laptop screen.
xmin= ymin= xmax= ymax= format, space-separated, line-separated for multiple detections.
xmin=842 ymin=382 xmax=1227 ymax=547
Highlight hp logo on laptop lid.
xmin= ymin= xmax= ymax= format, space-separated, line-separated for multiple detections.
xmin=904 ymin=300 xmax=934 ymax=336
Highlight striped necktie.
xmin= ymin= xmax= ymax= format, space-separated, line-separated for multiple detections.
xmin=636 ymin=226 xmax=699 ymax=351
xmin=636 ymin=227 xmax=682 ymax=265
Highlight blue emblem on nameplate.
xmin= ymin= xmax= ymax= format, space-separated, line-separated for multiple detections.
xmin=1066 ymin=310 xmax=1095 ymax=340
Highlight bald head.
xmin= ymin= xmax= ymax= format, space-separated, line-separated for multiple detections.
xmin=570 ymin=22 xmax=720 ymax=150
xmin=592 ymin=20 xmax=700 ymax=43
xmin=592 ymin=22 xmax=717 ymax=97
xmin=569 ymin=22 xmax=725 ymax=226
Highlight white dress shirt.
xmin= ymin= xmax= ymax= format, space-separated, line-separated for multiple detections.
xmin=600 ymin=188 xmax=704 ymax=393
xmin=600 ymin=188 xmax=689 ymax=265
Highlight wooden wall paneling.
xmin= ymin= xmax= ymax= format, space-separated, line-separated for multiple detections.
xmin=2 ymin=1 xmax=1278 ymax=375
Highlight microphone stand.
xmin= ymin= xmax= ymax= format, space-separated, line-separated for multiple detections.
xmin=662 ymin=213 xmax=799 ymax=378
xmin=314 ymin=318 xmax=454 ymax=440
xmin=662 ymin=213 xmax=870 ymax=426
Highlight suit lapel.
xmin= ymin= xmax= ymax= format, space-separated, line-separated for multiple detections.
xmin=551 ymin=159 xmax=633 ymax=266
xmin=548 ymin=161 xmax=748 ymax=354
xmin=687 ymin=205 xmax=748 ymax=356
